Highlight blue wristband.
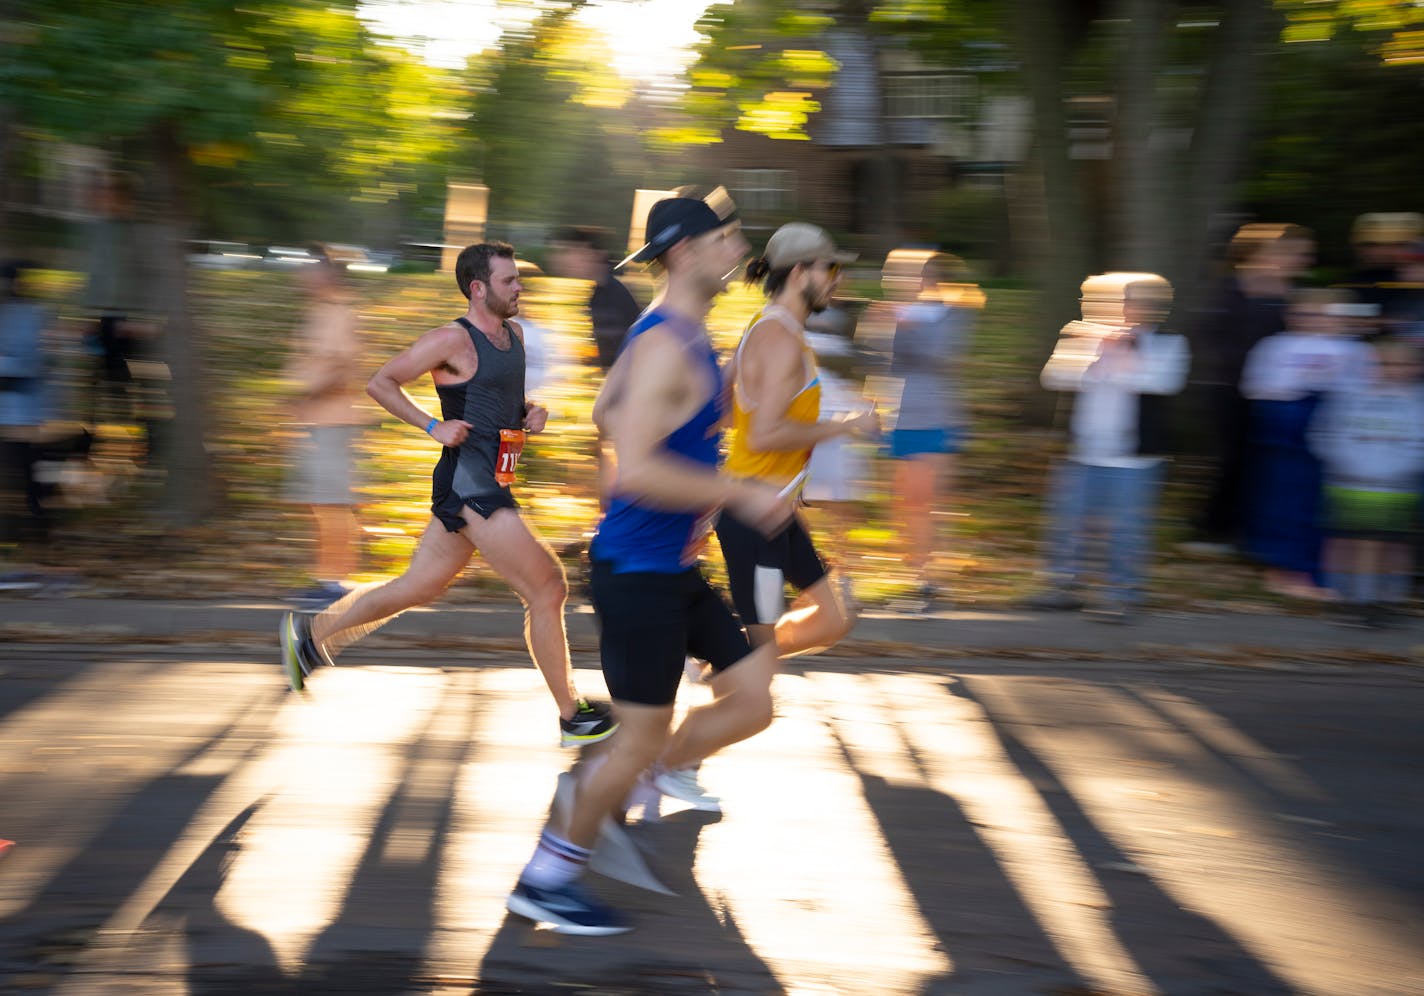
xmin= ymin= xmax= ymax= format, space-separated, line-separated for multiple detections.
xmin=424 ymin=417 xmax=439 ymax=434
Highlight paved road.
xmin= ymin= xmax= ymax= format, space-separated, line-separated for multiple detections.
xmin=1 ymin=642 xmax=1421 ymax=995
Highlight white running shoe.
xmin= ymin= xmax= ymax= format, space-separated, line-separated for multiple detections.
xmin=651 ymin=765 xmax=721 ymax=812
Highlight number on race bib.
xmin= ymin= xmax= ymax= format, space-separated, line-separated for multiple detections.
xmin=496 ymin=428 xmax=526 ymax=486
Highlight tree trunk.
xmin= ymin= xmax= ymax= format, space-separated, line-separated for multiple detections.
xmin=1112 ymin=0 xmax=1171 ymax=275
xmin=150 ymin=121 xmax=213 ymax=524
xmin=1011 ymin=0 xmax=1094 ymax=421
xmin=1176 ymin=0 xmax=1276 ymax=313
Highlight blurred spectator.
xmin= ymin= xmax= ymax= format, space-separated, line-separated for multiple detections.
xmin=1309 ymin=335 xmax=1424 ymax=627
xmin=549 ymin=225 xmax=642 ymax=371
xmin=0 ymin=261 xmax=53 ymax=551
xmin=1384 ymin=239 xmax=1424 ymax=344
xmin=1340 ymin=212 xmax=1423 ymax=321
xmin=1185 ymin=223 xmax=1313 ymax=554
xmin=803 ymin=319 xmax=873 ymax=571
xmin=1239 ymin=288 xmax=1372 ymax=600
xmin=1031 ymin=275 xmax=1188 ymax=621
xmin=81 ymin=171 xmax=161 ymax=460
xmin=882 ymin=250 xmax=974 ymax=601
xmin=513 ymin=260 xmax=564 ymax=397
xmin=282 ymin=245 xmax=366 ymax=605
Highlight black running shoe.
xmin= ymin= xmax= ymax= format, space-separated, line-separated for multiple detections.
xmin=559 ymin=698 xmax=618 ymax=748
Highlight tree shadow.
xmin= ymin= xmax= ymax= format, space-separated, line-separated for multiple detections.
xmin=950 ymin=678 xmax=1296 ymax=995
xmin=1135 ymin=676 xmax=1424 ymax=902
xmin=826 ymin=734 xmax=1082 ymax=994
xmin=0 ymin=695 xmax=273 ymax=975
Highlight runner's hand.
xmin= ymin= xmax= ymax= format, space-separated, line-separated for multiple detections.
xmin=841 ymin=407 xmax=880 ymax=439
xmin=728 ymin=480 xmax=796 ymax=538
xmin=523 ymin=403 xmax=549 ymax=434
xmin=430 ymin=419 xmax=473 ymax=446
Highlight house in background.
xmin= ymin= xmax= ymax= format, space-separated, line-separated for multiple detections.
xmin=700 ymin=29 xmax=1029 ymax=257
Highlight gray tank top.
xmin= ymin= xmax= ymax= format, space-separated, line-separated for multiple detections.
xmin=433 ymin=317 xmax=526 ymax=496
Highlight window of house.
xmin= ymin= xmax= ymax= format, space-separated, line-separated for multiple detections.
xmin=728 ymin=168 xmax=796 ymax=213
xmin=884 ymin=74 xmax=973 ymax=120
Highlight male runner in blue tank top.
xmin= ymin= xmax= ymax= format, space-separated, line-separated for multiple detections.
xmin=279 ymin=242 xmax=616 ymax=748
xmin=506 ymin=191 xmax=796 ymax=934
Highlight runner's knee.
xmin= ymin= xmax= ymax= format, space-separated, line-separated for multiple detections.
xmin=741 ymin=688 xmax=775 ymax=736
xmin=531 ymin=566 xmax=568 ymax=607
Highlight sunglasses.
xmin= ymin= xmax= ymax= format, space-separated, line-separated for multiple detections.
xmin=812 ymin=259 xmax=842 ymax=279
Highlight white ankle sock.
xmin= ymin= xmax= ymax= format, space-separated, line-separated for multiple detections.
xmin=519 ymin=829 xmax=590 ymax=889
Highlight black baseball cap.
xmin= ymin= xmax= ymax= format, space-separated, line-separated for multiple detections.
xmin=619 ymin=189 xmax=739 ymax=268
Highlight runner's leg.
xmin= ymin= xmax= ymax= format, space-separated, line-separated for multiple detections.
xmin=658 ymin=641 xmax=778 ymax=772
xmin=311 ymin=517 xmax=473 ymax=651
xmin=461 ymin=506 xmax=579 ymax=719
xmin=772 ymin=572 xmax=855 ymax=657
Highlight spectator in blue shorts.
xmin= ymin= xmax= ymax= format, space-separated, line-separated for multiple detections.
xmin=883 ymin=250 xmax=974 ymax=600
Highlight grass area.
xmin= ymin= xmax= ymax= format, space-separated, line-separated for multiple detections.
xmin=10 ymin=266 xmax=1278 ymax=611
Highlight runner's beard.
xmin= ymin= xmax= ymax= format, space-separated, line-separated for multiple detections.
xmin=487 ymin=290 xmax=520 ymax=319
xmin=804 ymin=281 xmax=833 ymax=315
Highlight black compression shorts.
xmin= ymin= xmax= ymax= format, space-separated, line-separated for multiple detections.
xmin=715 ymin=509 xmax=827 ymax=627
xmin=590 ymin=560 xmax=751 ymax=707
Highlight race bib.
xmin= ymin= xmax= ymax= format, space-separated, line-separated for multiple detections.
xmin=495 ymin=428 xmax=526 ymax=487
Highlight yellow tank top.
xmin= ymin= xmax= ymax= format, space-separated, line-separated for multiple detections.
xmin=725 ymin=304 xmax=822 ymax=486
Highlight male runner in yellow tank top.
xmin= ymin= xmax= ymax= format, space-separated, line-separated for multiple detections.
xmin=718 ymin=222 xmax=880 ymax=655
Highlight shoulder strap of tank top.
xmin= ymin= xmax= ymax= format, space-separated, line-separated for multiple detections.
xmin=453 ymin=316 xmax=520 ymax=355
xmin=734 ymin=303 xmax=814 ymax=407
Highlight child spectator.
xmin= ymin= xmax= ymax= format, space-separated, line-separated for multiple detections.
xmin=1030 ymin=274 xmax=1188 ymax=621
xmin=1240 ymin=288 xmax=1373 ymax=600
xmin=1308 ymin=335 xmax=1424 ymax=626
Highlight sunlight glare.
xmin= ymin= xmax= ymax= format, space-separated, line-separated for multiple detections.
xmin=693 ymin=673 xmax=950 ymax=994
xmin=216 ymin=668 xmax=443 ymax=971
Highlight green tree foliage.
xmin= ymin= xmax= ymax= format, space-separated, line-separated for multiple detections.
xmin=463 ymin=6 xmax=681 ymax=237
xmin=0 ymin=0 xmax=465 ymax=519
xmin=1247 ymin=3 xmax=1424 ymax=267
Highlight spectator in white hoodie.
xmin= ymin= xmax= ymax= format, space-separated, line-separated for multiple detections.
xmin=1308 ymin=334 xmax=1424 ymax=626
xmin=1030 ymin=275 xmax=1188 ymax=620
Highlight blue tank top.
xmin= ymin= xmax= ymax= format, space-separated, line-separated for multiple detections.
xmin=591 ymin=308 xmax=726 ymax=574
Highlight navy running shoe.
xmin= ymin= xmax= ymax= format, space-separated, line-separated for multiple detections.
xmin=506 ymin=878 xmax=631 ymax=935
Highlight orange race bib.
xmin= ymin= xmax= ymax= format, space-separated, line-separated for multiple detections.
xmin=495 ymin=428 xmax=526 ymax=487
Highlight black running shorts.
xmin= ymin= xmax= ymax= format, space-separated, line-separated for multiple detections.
xmin=590 ymin=560 xmax=752 ymax=707
xmin=432 ymin=488 xmax=519 ymax=532
xmin=715 ymin=509 xmax=828 ymax=627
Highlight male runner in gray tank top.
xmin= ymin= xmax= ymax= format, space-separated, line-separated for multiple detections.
xmin=279 ymin=242 xmax=616 ymax=748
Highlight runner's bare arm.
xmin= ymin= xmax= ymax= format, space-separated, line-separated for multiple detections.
xmin=743 ymin=321 xmax=874 ymax=452
xmin=367 ymin=324 xmax=473 ymax=445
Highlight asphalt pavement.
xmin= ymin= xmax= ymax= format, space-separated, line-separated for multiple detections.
xmin=1 ymin=595 xmax=1422 ymax=995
